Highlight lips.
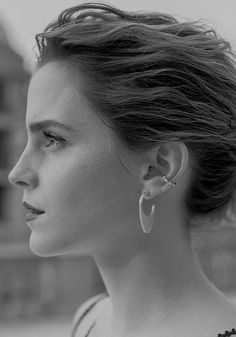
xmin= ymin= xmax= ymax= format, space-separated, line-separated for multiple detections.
xmin=23 ymin=201 xmax=45 ymax=221
xmin=23 ymin=201 xmax=45 ymax=215
xmin=25 ymin=212 xmax=44 ymax=222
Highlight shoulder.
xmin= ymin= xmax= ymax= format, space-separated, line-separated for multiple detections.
xmin=71 ymin=293 xmax=108 ymax=337
xmin=189 ymin=296 xmax=236 ymax=337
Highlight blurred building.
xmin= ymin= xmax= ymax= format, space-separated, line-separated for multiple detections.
xmin=0 ymin=24 xmax=104 ymax=321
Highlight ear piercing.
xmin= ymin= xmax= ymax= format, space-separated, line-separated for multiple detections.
xmin=162 ymin=175 xmax=176 ymax=187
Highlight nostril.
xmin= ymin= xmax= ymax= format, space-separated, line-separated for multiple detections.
xmin=8 ymin=169 xmax=38 ymax=189
xmin=8 ymin=170 xmax=27 ymax=188
xmin=16 ymin=181 xmax=29 ymax=188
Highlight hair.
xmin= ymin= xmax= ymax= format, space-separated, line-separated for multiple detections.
xmin=35 ymin=2 xmax=236 ymax=231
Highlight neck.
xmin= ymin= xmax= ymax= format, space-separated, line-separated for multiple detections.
xmin=93 ymin=218 xmax=222 ymax=337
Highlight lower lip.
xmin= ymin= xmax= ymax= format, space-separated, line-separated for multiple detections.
xmin=26 ymin=212 xmax=45 ymax=222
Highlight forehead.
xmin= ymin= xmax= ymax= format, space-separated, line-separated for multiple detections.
xmin=26 ymin=61 xmax=98 ymax=129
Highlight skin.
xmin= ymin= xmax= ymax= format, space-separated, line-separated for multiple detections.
xmin=8 ymin=61 xmax=236 ymax=337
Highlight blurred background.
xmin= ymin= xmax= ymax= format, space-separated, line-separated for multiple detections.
xmin=1 ymin=0 xmax=236 ymax=336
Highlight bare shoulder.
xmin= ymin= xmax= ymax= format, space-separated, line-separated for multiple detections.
xmin=193 ymin=295 xmax=236 ymax=337
xmin=156 ymin=297 xmax=236 ymax=337
xmin=152 ymin=293 xmax=236 ymax=337
xmin=214 ymin=295 xmax=236 ymax=321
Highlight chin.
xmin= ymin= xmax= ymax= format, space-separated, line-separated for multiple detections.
xmin=29 ymin=234 xmax=65 ymax=257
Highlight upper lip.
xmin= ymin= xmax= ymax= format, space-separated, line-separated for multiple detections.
xmin=23 ymin=201 xmax=45 ymax=214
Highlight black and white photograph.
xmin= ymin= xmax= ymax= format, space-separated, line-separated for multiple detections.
xmin=1 ymin=1 xmax=236 ymax=336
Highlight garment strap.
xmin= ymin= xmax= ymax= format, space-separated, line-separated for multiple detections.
xmin=71 ymin=293 xmax=107 ymax=337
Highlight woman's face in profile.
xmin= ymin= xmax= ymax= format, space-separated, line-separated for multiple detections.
xmin=8 ymin=61 xmax=139 ymax=257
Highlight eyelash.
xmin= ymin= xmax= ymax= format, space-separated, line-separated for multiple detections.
xmin=43 ymin=131 xmax=66 ymax=149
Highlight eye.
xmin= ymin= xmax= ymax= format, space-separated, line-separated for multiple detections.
xmin=43 ymin=131 xmax=66 ymax=149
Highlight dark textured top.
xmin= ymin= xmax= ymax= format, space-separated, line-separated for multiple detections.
xmin=71 ymin=293 xmax=235 ymax=337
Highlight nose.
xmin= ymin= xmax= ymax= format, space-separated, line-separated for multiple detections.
xmin=8 ymin=148 xmax=38 ymax=189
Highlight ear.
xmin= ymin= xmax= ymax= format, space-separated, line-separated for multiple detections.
xmin=140 ymin=141 xmax=189 ymax=198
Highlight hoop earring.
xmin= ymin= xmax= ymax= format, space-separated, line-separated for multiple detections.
xmin=139 ymin=176 xmax=176 ymax=234
xmin=139 ymin=191 xmax=156 ymax=234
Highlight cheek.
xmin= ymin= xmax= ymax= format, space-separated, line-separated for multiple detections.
xmin=32 ymin=144 xmax=139 ymax=256
xmin=42 ymin=147 xmax=130 ymax=225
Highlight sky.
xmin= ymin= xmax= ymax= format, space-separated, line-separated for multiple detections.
xmin=0 ymin=0 xmax=236 ymax=71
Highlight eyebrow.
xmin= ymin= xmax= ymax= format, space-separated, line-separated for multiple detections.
xmin=28 ymin=119 xmax=74 ymax=133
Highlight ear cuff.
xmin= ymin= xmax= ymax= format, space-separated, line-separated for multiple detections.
xmin=162 ymin=175 xmax=176 ymax=187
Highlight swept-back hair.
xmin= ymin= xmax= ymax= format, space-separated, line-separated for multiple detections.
xmin=35 ymin=2 xmax=236 ymax=230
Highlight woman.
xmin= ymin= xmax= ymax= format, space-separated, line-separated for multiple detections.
xmin=8 ymin=2 xmax=236 ymax=337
